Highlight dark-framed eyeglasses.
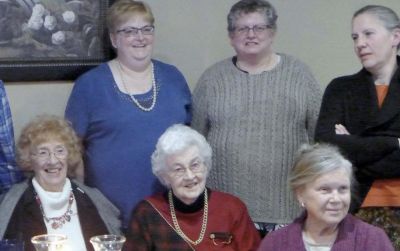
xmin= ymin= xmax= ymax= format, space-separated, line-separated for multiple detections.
xmin=116 ymin=25 xmax=155 ymax=37
xmin=234 ymin=24 xmax=271 ymax=36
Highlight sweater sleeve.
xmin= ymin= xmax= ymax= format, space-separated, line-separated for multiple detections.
xmin=304 ymin=67 xmax=322 ymax=143
xmin=315 ymin=80 xmax=398 ymax=166
xmin=177 ymin=69 xmax=192 ymax=126
xmin=359 ymin=149 xmax=400 ymax=178
xmin=65 ymin=75 xmax=91 ymax=139
xmin=191 ymin=72 xmax=211 ymax=136
xmin=77 ymin=181 xmax=121 ymax=235
xmin=124 ymin=201 xmax=153 ymax=251
xmin=231 ymin=201 xmax=261 ymax=251
xmin=361 ymin=225 xmax=395 ymax=251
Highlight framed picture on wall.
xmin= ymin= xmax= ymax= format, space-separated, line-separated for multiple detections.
xmin=0 ymin=0 xmax=114 ymax=82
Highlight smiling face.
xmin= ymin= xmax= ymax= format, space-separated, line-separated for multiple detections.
xmin=297 ymin=168 xmax=351 ymax=230
xmin=229 ymin=11 xmax=275 ymax=61
xmin=163 ymin=145 xmax=207 ymax=205
xmin=351 ymin=13 xmax=400 ymax=75
xmin=31 ymin=140 xmax=68 ymax=192
xmin=110 ymin=14 xmax=154 ymax=66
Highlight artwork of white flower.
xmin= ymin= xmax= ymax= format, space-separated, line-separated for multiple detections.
xmin=62 ymin=11 xmax=76 ymax=24
xmin=28 ymin=17 xmax=44 ymax=30
xmin=44 ymin=15 xmax=57 ymax=31
xmin=52 ymin=31 xmax=66 ymax=45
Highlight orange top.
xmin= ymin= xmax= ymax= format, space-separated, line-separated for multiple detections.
xmin=361 ymin=179 xmax=400 ymax=207
xmin=375 ymin=84 xmax=389 ymax=108
xmin=361 ymin=84 xmax=398 ymax=207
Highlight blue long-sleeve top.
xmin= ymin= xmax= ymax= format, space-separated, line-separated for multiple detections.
xmin=65 ymin=60 xmax=191 ymax=227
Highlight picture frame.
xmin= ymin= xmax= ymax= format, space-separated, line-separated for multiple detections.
xmin=0 ymin=0 xmax=114 ymax=82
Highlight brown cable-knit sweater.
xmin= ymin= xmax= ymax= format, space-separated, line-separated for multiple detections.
xmin=192 ymin=54 xmax=322 ymax=223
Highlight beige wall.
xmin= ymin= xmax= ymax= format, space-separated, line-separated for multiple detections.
xmin=5 ymin=0 xmax=400 ymax=137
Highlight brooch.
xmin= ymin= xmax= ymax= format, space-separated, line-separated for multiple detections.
xmin=209 ymin=232 xmax=233 ymax=246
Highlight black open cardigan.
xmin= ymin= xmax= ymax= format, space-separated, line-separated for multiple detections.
xmin=315 ymin=57 xmax=400 ymax=209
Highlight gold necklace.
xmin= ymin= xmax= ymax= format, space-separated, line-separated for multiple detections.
xmin=169 ymin=189 xmax=208 ymax=246
xmin=117 ymin=60 xmax=157 ymax=112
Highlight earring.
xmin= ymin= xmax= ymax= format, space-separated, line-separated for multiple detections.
xmin=300 ymin=201 xmax=305 ymax=208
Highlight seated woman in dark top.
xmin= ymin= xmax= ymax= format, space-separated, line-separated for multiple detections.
xmin=124 ymin=124 xmax=260 ymax=251
xmin=0 ymin=115 xmax=120 ymax=251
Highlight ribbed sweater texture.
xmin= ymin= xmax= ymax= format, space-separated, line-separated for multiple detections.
xmin=192 ymin=54 xmax=321 ymax=223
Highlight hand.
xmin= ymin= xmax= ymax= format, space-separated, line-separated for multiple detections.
xmin=335 ymin=124 xmax=350 ymax=135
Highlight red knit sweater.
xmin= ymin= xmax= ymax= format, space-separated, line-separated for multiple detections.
xmin=125 ymin=189 xmax=260 ymax=250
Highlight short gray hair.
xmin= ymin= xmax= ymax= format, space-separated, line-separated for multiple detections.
xmin=353 ymin=5 xmax=400 ymax=50
xmin=227 ymin=0 xmax=278 ymax=33
xmin=151 ymin=124 xmax=212 ymax=187
xmin=289 ymin=144 xmax=353 ymax=193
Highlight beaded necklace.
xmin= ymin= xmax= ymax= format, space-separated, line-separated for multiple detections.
xmin=117 ymin=60 xmax=157 ymax=112
xmin=34 ymin=190 xmax=74 ymax=229
xmin=168 ymin=189 xmax=208 ymax=245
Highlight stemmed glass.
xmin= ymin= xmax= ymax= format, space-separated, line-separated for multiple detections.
xmin=31 ymin=234 xmax=67 ymax=251
xmin=90 ymin=234 xmax=126 ymax=251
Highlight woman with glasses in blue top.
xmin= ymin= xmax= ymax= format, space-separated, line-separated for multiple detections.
xmin=65 ymin=0 xmax=191 ymax=230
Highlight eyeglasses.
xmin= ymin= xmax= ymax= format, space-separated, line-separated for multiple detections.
xmin=32 ymin=147 xmax=68 ymax=161
xmin=234 ymin=24 xmax=271 ymax=36
xmin=116 ymin=25 xmax=155 ymax=37
xmin=171 ymin=159 xmax=205 ymax=178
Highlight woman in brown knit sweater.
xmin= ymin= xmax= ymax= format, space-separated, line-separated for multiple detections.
xmin=192 ymin=0 xmax=321 ymax=237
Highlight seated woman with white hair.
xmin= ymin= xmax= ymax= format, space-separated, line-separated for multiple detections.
xmin=258 ymin=144 xmax=394 ymax=251
xmin=124 ymin=124 xmax=260 ymax=250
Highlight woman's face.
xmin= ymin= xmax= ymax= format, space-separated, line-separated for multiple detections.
xmin=229 ymin=12 xmax=275 ymax=61
xmin=296 ymin=168 xmax=351 ymax=230
xmin=163 ymin=145 xmax=207 ymax=205
xmin=30 ymin=140 xmax=68 ymax=192
xmin=110 ymin=14 xmax=154 ymax=66
xmin=352 ymin=13 xmax=400 ymax=75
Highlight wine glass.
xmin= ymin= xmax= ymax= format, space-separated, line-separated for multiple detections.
xmin=31 ymin=234 xmax=67 ymax=251
xmin=90 ymin=234 xmax=126 ymax=251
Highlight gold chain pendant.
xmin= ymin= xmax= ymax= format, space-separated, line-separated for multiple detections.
xmin=169 ymin=189 xmax=208 ymax=245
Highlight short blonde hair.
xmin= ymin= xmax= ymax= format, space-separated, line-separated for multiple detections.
xmin=17 ymin=115 xmax=82 ymax=177
xmin=107 ymin=0 xmax=155 ymax=33
xmin=289 ymin=143 xmax=353 ymax=193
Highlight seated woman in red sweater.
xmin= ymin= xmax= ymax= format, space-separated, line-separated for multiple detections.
xmin=124 ymin=124 xmax=260 ymax=251
xmin=258 ymin=144 xmax=394 ymax=251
